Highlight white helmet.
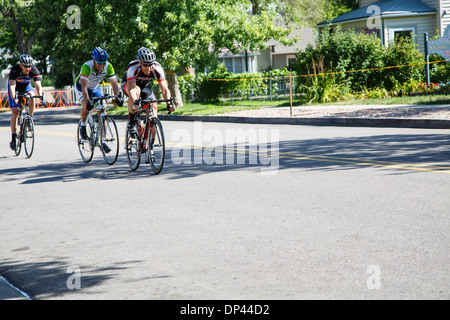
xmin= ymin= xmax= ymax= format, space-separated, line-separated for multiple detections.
xmin=19 ymin=54 xmax=33 ymax=66
xmin=137 ymin=47 xmax=156 ymax=63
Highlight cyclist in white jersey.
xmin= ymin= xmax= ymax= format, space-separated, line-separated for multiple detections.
xmin=74 ymin=47 xmax=122 ymax=140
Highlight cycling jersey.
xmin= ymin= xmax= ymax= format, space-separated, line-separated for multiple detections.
xmin=121 ymin=60 xmax=166 ymax=90
xmin=75 ymin=60 xmax=116 ymax=90
xmin=8 ymin=64 xmax=42 ymax=92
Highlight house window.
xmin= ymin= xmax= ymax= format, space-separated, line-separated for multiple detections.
xmin=389 ymin=27 xmax=416 ymax=44
xmin=286 ymin=55 xmax=297 ymax=70
xmin=224 ymin=59 xmax=233 ymax=72
xmin=234 ymin=58 xmax=243 ymax=73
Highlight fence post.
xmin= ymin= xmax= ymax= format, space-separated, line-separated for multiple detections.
xmin=289 ymin=71 xmax=292 ymax=117
xmin=424 ymin=33 xmax=430 ymax=87
xmin=269 ymin=74 xmax=272 ymax=102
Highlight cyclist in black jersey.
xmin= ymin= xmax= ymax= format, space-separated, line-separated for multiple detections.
xmin=121 ymin=47 xmax=175 ymax=138
xmin=7 ymin=54 xmax=43 ymax=150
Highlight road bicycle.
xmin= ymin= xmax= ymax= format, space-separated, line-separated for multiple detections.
xmin=13 ymin=93 xmax=43 ymax=158
xmin=125 ymin=97 xmax=173 ymax=173
xmin=77 ymin=95 xmax=120 ymax=165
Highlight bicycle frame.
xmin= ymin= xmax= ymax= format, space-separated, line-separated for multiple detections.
xmin=125 ymin=97 xmax=172 ymax=172
xmin=15 ymin=93 xmax=43 ymax=158
xmin=133 ymin=97 xmax=172 ymax=151
xmin=77 ymin=94 xmax=120 ymax=165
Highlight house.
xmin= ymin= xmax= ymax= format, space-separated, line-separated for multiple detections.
xmin=317 ymin=0 xmax=450 ymax=53
xmin=1 ymin=69 xmax=9 ymax=91
xmin=217 ymin=27 xmax=315 ymax=73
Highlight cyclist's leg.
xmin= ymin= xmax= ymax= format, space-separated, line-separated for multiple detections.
xmin=75 ymin=82 xmax=91 ymax=123
xmin=8 ymin=86 xmax=20 ymax=148
xmin=140 ymin=86 xmax=158 ymax=141
xmin=25 ymin=84 xmax=36 ymax=116
xmin=124 ymin=82 xmax=141 ymax=137
xmin=90 ymin=86 xmax=104 ymax=118
xmin=141 ymin=84 xmax=158 ymax=115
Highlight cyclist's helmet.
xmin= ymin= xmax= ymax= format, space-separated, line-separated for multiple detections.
xmin=19 ymin=54 xmax=33 ymax=66
xmin=91 ymin=47 xmax=109 ymax=63
xmin=137 ymin=47 xmax=156 ymax=63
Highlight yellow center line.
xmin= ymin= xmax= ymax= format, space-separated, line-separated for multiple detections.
xmin=2 ymin=127 xmax=448 ymax=174
xmin=171 ymin=143 xmax=450 ymax=174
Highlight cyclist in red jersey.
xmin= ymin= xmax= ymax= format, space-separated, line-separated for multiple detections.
xmin=121 ymin=47 xmax=175 ymax=138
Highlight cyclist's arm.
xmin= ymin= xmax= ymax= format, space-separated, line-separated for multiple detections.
xmin=8 ymin=80 xmax=17 ymax=101
xmin=158 ymin=79 xmax=174 ymax=111
xmin=8 ymin=79 xmax=19 ymax=107
xmin=34 ymin=80 xmax=43 ymax=106
xmin=110 ymin=76 xmax=120 ymax=96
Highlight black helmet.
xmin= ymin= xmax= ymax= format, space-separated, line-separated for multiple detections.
xmin=19 ymin=54 xmax=33 ymax=66
xmin=137 ymin=47 xmax=156 ymax=63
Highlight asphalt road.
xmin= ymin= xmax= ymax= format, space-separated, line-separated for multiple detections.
xmin=0 ymin=108 xmax=449 ymax=300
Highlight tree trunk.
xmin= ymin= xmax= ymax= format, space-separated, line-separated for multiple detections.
xmin=166 ymin=71 xmax=184 ymax=108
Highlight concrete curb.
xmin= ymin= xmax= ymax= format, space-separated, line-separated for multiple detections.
xmin=158 ymin=115 xmax=450 ymax=129
xmin=0 ymin=276 xmax=30 ymax=300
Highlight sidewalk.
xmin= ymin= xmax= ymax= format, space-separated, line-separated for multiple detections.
xmin=159 ymin=104 xmax=450 ymax=129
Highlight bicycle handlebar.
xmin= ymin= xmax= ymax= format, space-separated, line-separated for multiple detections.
xmin=91 ymin=95 xmax=120 ymax=103
xmin=134 ymin=97 xmax=175 ymax=114
xmin=17 ymin=93 xmax=43 ymax=100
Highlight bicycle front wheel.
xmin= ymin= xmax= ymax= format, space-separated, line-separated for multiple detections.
xmin=125 ymin=119 xmax=141 ymax=171
xmin=77 ymin=120 xmax=94 ymax=163
xmin=23 ymin=116 xmax=35 ymax=158
xmin=148 ymin=117 xmax=165 ymax=174
xmin=14 ymin=130 xmax=22 ymax=156
xmin=100 ymin=116 xmax=119 ymax=165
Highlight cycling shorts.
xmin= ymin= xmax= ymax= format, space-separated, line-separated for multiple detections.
xmin=122 ymin=82 xmax=157 ymax=112
xmin=74 ymin=82 xmax=104 ymax=102
xmin=8 ymin=83 xmax=34 ymax=109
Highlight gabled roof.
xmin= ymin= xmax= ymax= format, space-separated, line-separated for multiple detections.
xmin=318 ymin=0 xmax=436 ymax=26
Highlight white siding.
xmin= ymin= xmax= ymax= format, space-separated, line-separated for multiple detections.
xmin=383 ymin=15 xmax=436 ymax=52
xmin=421 ymin=0 xmax=441 ymax=34
xmin=359 ymin=0 xmax=378 ymax=8
xmin=440 ymin=0 xmax=450 ymax=35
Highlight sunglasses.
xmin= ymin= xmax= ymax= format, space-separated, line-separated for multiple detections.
xmin=141 ymin=62 xmax=154 ymax=67
xmin=95 ymin=60 xmax=106 ymax=65
xmin=22 ymin=65 xmax=32 ymax=68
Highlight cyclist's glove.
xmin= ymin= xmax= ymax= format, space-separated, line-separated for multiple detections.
xmin=115 ymin=96 xmax=123 ymax=107
xmin=166 ymin=100 xmax=176 ymax=114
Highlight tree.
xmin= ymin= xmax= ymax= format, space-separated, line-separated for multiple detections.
xmin=2 ymin=0 xmax=292 ymax=100
xmin=0 ymin=0 xmax=38 ymax=69
xmin=142 ymin=0 xmax=291 ymax=107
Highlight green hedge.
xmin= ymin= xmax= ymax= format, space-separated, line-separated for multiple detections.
xmin=178 ymin=65 xmax=294 ymax=102
xmin=295 ymin=28 xmax=425 ymax=102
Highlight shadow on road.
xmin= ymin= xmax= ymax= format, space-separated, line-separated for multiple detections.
xmin=1 ymin=133 xmax=449 ymax=184
xmin=0 ymin=257 xmax=142 ymax=299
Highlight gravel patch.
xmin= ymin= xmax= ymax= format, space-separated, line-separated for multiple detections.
xmin=223 ymin=106 xmax=450 ymax=119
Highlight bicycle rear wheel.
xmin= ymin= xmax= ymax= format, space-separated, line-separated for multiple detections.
xmin=77 ymin=119 xmax=94 ymax=163
xmin=125 ymin=119 xmax=141 ymax=170
xmin=148 ymin=117 xmax=165 ymax=174
xmin=100 ymin=115 xmax=119 ymax=165
xmin=23 ymin=116 xmax=35 ymax=158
